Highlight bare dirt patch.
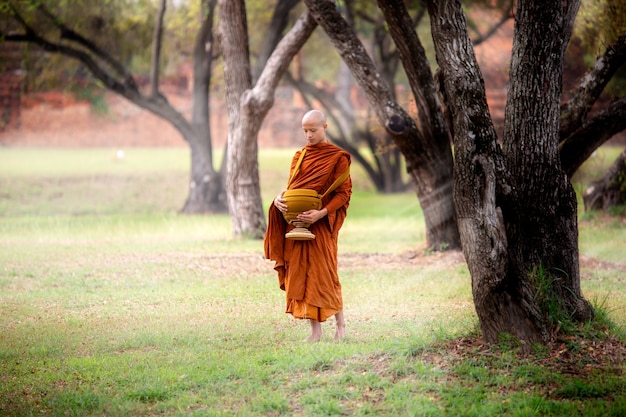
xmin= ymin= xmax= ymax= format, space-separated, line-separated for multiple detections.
xmin=339 ymin=249 xmax=466 ymax=270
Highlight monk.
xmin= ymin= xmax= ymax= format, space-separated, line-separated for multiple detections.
xmin=264 ymin=109 xmax=352 ymax=342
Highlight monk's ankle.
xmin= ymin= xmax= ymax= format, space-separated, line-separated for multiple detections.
xmin=334 ymin=326 xmax=346 ymax=341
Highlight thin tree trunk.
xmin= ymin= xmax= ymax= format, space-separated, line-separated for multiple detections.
xmin=252 ymin=0 xmax=301 ymax=83
xmin=182 ymin=0 xmax=226 ymax=214
xmin=150 ymin=0 xmax=166 ymax=97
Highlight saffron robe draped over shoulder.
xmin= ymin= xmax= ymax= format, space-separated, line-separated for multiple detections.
xmin=264 ymin=142 xmax=352 ymax=322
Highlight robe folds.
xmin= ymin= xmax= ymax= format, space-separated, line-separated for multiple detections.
xmin=264 ymin=142 xmax=352 ymax=322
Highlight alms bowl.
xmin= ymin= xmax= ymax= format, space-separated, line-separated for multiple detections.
xmin=282 ymin=189 xmax=321 ymax=223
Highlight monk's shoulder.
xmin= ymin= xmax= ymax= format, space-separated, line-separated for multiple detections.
xmin=333 ymin=146 xmax=351 ymax=165
xmin=326 ymin=143 xmax=350 ymax=159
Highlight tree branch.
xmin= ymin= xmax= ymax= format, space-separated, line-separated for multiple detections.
xmin=1 ymin=2 xmax=193 ymax=142
xmin=252 ymin=9 xmax=317 ymax=101
xmin=470 ymin=0 xmax=515 ymax=47
xmin=252 ymin=0 xmax=300 ymax=83
xmin=30 ymin=1 xmax=139 ymax=90
xmin=560 ymin=96 xmax=626 ymax=177
xmin=561 ymin=0 xmax=581 ymax=59
xmin=377 ymin=0 xmax=451 ymax=148
xmin=560 ymin=32 xmax=626 ymax=138
xmin=1 ymin=28 xmax=131 ymax=94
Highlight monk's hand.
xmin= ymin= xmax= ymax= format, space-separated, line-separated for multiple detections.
xmin=297 ymin=208 xmax=327 ymax=224
xmin=274 ymin=191 xmax=287 ymax=213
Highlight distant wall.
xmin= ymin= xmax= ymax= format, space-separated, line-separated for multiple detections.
xmin=0 ymin=42 xmax=24 ymax=131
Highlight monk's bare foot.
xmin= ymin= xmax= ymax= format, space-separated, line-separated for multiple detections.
xmin=334 ymin=325 xmax=346 ymax=341
xmin=334 ymin=311 xmax=345 ymax=341
xmin=306 ymin=320 xmax=322 ymax=342
xmin=305 ymin=333 xmax=322 ymax=342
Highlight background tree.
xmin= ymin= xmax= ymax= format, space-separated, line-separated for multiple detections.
xmin=583 ymin=149 xmax=626 ymax=211
xmin=563 ymin=0 xmax=626 ymax=212
xmin=0 ymin=0 xmax=227 ymax=213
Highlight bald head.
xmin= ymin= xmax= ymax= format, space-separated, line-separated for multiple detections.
xmin=302 ymin=109 xmax=326 ymax=125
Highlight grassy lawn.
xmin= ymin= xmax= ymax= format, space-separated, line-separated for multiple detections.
xmin=0 ymin=147 xmax=624 ymax=416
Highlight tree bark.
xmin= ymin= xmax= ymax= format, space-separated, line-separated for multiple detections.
xmin=427 ymin=0 xmax=594 ymax=347
xmin=583 ymin=149 xmax=626 ymax=211
xmin=305 ymin=0 xmax=460 ymax=250
xmin=426 ymin=0 xmax=547 ymax=346
xmin=218 ymin=0 xmax=317 ymax=238
xmin=503 ymin=0 xmax=592 ymax=329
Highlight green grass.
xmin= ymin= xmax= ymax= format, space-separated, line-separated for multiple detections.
xmin=0 ymin=146 xmax=625 ymax=416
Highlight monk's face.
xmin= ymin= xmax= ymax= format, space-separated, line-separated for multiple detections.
xmin=301 ymin=115 xmax=327 ymax=147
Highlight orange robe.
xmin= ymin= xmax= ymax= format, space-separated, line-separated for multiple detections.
xmin=264 ymin=142 xmax=352 ymax=322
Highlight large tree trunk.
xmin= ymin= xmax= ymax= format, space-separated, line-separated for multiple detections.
xmin=502 ymin=0 xmax=592 ymax=327
xmin=583 ymin=149 xmax=626 ymax=211
xmin=304 ymin=0 xmax=460 ymax=250
xmin=427 ymin=0 xmax=592 ymax=347
xmin=218 ymin=0 xmax=317 ymax=238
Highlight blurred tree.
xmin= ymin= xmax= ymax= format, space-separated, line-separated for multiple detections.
xmin=0 ymin=0 xmax=228 ymax=213
xmin=1 ymin=0 xmax=159 ymax=92
xmin=583 ymin=149 xmax=626 ymax=211
xmin=565 ymin=0 xmax=626 ymax=210
xmin=0 ymin=0 xmax=317 ymax=232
